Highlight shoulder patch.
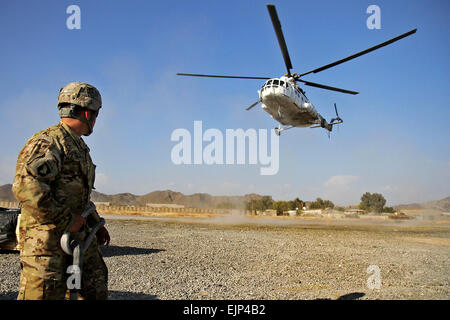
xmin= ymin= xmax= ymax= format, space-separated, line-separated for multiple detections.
xmin=23 ymin=135 xmax=62 ymax=181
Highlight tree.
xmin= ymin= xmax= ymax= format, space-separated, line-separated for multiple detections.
xmin=359 ymin=192 xmax=386 ymax=213
xmin=245 ymin=196 xmax=273 ymax=213
xmin=291 ymin=197 xmax=305 ymax=210
xmin=309 ymin=198 xmax=324 ymax=209
xmin=309 ymin=198 xmax=334 ymax=210
xmin=273 ymin=201 xmax=290 ymax=215
xmin=323 ymin=200 xmax=335 ymax=209
xmin=259 ymin=196 xmax=274 ymax=211
xmin=383 ymin=206 xmax=395 ymax=213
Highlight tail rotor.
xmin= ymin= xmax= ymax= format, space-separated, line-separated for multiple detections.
xmin=330 ymin=103 xmax=343 ymax=124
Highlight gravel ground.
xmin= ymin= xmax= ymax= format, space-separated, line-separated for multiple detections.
xmin=1 ymin=214 xmax=449 ymax=300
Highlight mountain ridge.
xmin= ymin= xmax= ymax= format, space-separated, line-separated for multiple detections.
xmin=0 ymin=184 xmax=263 ymax=209
xmin=1 ymin=184 xmax=449 ymax=211
xmin=394 ymin=196 xmax=450 ymax=212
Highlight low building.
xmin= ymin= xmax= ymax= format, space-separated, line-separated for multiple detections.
xmin=345 ymin=208 xmax=365 ymax=214
xmin=302 ymin=209 xmax=323 ymax=215
xmin=263 ymin=209 xmax=277 ymax=216
xmin=286 ymin=210 xmax=297 ymax=216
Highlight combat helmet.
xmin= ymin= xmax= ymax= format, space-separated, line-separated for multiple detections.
xmin=57 ymin=81 xmax=102 ymax=136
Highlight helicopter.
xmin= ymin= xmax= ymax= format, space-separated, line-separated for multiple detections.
xmin=177 ymin=4 xmax=417 ymax=135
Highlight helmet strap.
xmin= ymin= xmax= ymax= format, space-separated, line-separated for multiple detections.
xmin=58 ymin=104 xmax=94 ymax=136
xmin=76 ymin=115 xmax=94 ymax=136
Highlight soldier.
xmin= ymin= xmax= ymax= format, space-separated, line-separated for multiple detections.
xmin=12 ymin=82 xmax=110 ymax=300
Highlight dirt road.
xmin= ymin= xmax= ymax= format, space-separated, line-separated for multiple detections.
xmin=1 ymin=214 xmax=448 ymax=300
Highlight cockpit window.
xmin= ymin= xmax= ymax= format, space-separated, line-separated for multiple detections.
xmin=280 ymin=81 xmax=285 ymax=87
xmin=273 ymin=80 xmax=279 ymax=86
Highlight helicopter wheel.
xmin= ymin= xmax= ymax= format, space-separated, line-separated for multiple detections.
xmin=275 ymin=127 xmax=281 ymax=136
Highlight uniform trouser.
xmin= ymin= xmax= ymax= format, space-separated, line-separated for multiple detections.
xmin=17 ymin=238 xmax=108 ymax=300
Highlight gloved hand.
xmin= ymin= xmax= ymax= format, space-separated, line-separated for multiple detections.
xmin=96 ymin=226 xmax=110 ymax=246
xmin=68 ymin=214 xmax=86 ymax=233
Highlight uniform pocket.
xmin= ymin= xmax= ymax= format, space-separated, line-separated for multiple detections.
xmin=18 ymin=255 xmax=66 ymax=300
xmin=22 ymin=224 xmax=60 ymax=256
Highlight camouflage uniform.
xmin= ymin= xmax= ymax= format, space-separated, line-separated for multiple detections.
xmin=12 ymin=83 xmax=107 ymax=300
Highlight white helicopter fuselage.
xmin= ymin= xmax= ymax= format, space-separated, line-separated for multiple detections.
xmin=258 ymin=76 xmax=324 ymax=127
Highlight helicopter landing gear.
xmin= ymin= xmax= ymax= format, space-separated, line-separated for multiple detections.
xmin=275 ymin=127 xmax=281 ymax=136
xmin=275 ymin=125 xmax=294 ymax=136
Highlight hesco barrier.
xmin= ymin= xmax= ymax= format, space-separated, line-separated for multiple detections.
xmin=0 ymin=201 xmax=251 ymax=215
xmin=0 ymin=202 xmax=19 ymax=209
xmin=94 ymin=204 xmax=248 ymax=215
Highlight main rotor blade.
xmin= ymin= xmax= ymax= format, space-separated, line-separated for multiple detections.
xmin=267 ymin=4 xmax=293 ymax=76
xmin=177 ymin=73 xmax=270 ymax=80
xmin=299 ymin=29 xmax=417 ymax=77
xmin=246 ymin=100 xmax=261 ymax=111
xmin=297 ymin=79 xmax=359 ymax=95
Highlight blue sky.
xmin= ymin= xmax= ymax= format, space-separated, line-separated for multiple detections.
xmin=0 ymin=0 xmax=449 ymax=205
